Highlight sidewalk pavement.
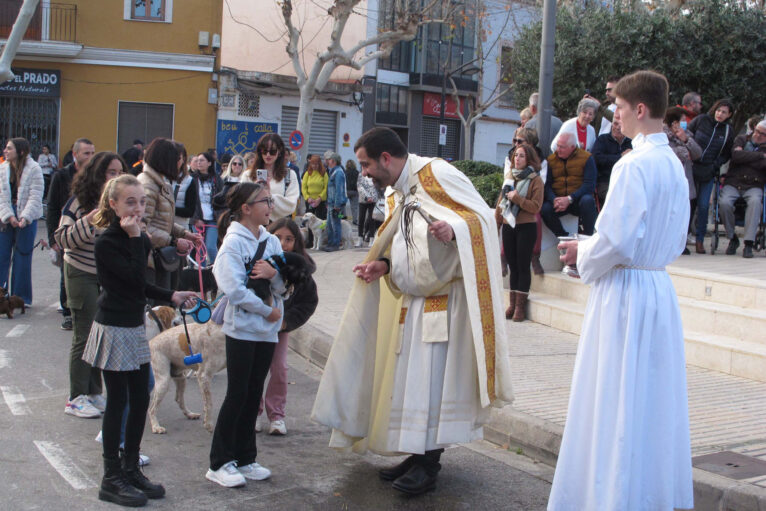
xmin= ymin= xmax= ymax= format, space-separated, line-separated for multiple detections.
xmin=290 ymin=246 xmax=766 ymax=511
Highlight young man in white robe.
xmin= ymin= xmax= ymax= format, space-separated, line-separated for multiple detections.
xmin=549 ymin=70 xmax=694 ymax=510
xmin=311 ymin=127 xmax=514 ymax=496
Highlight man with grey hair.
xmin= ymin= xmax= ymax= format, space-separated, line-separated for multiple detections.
xmin=324 ymin=151 xmax=347 ymax=251
xmin=719 ymin=119 xmax=766 ymax=258
xmin=676 ymin=91 xmax=702 ymax=124
xmin=525 ymin=91 xmax=563 ymax=141
xmin=541 ymin=131 xmax=598 ymax=237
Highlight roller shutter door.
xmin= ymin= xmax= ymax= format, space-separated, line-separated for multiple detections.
xmin=280 ymin=106 xmax=337 ymax=154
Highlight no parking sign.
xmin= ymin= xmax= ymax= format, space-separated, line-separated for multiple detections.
xmin=289 ymin=130 xmax=304 ymax=150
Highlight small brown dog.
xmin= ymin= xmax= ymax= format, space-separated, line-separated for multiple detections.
xmin=0 ymin=295 xmax=25 ymax=319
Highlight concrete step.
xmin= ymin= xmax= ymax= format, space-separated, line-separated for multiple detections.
xmin=526 ymin=290 xmax=766 ymax=382
xmin=532 ymin=264 xmax=766 ymax=311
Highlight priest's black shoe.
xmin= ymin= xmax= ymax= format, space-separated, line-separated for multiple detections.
xmin=379 ymin=455 xmax=417 ymax=481
xmin=392 ymin=464 xmax=439 ymax=495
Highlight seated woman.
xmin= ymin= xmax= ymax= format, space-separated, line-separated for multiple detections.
xmin=551 ymin=98 xmax=599 ymax=153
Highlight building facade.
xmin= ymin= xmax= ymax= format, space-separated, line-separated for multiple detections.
xmin=362 ymin=0 xmax=537 ymax=165
xmin=217 ymin=1 xmax=365 ymax=165
xmin=1 ymin=0 xmax=220 ymax=161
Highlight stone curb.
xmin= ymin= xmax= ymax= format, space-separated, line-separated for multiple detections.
xmin=289 ymin=321 xmax=766 ymax=511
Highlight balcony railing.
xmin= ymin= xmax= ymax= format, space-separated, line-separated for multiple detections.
xmin=0 ymin=2 xmax=77 ymax=44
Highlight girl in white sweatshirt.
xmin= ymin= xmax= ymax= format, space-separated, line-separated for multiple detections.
xmin=207 ymin=181 xmax=286 ymax=488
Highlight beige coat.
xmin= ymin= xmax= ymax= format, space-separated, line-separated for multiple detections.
xmin=137 ymin=165 xmax=188 ymax=269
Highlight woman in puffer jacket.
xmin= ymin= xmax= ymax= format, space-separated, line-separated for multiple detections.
xmin=688 ymin=99 xmax=735 ymax=254
xmin=0 ymin=137 xmax=44 ymax=305
xmin=137 ymin=138 xmax=201 ymax=295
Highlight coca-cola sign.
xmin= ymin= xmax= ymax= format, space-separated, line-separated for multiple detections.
xmin=0 ymin=68 xmax=61 ymax=97
xmin=422 ymin=92 xmax=463 ymax=119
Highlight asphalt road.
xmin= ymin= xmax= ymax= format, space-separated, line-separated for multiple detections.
xmin=0 ymin=228 xmax=553 ymax=510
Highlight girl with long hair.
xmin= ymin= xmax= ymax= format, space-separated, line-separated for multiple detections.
xmin=192 ymin=151 xmax=223 ymax=263
xmin=301 ymin=154 xmax=328 ymax=220
xmin=207 ymin=182 xmax=285 ymax=488
xmin=496 ymin=143 xmax=544 ymax=322
xmin=0 ymin=137 xmax=44 ymax=305
xmin=82 ymin=174 xmax=196 ymax=506
xmin=56 ymin=152 xmax=126 ymax=419
xmin=242 ymin=134 xmax=299 ymax=221
xmin=255 ymin=218 xmax=318 ymax=435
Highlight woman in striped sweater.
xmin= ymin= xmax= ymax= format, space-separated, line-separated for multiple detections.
xmin=55 ymin=152 xmax=126 ymax=418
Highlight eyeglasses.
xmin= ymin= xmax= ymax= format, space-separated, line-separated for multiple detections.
xmin=513 ymin=138 xmax=525 ymax=144
xmin=260 ymin=148 xmax=278 ymax=156
xmin=250 ymin=197 xmax=274 ymax=208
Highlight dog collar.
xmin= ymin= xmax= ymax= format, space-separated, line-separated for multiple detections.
xmin=265 ymin=253 xmax=287 ymax=275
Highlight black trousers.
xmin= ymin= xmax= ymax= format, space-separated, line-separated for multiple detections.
xmin=59 ymin=263 xmax=70 ymax=316
xmin=358 ymin=201 xmax=375 ymax=238
xmin=209 ymin=336 xmax=275 ymax=470
xmin=102 ymin=363 xmax=150 ymax=460
xmin=502 ymin=222 xmax=537 ymax=293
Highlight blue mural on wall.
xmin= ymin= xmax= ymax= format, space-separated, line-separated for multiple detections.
xmin=216 ymin=120 xmax=279 ymax=157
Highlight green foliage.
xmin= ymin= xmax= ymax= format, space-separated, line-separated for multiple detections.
xmin=468 ymin=172 xmax=504 ymax=207
xmin=510 ymin=0 xmax=766 ymax=132
xmin=453 ymin=160 xmax=503 ymax=176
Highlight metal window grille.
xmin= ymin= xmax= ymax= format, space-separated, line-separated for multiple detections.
xmin=0 ymin=96 xmax=60 ymax=159
xmin=238 ymin=93 xmax=260 ymax=117
xmin=421 ymin=117 xmax=459 ymax=160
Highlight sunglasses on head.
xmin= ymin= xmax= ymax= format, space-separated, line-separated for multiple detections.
xmin=260 ymin=148 xmax=278 ymax=156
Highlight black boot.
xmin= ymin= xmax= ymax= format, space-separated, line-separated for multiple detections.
xmin=122 ymin=451 xmax=165 ymax=499
xmin=392 ymin=449 xmax=443 ymax=496
xmin=99 ymin=456 xmax=147 ymax=507
xmin=379 ymin=455 xmax=418 ymax=481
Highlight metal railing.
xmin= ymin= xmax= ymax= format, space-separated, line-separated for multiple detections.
xmin=0 ymin=2 xmax=77 ymax=43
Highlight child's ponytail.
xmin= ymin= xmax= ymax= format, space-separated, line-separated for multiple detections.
xmin=216 ymin=181 xmax=264 ymax=246
xmin=92 ymin=174 xmax=140 ymax=228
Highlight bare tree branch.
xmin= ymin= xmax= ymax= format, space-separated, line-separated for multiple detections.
xmin=0 ymin=0 xmax=41 ymax=83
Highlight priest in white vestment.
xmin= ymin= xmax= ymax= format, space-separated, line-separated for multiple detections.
xmin=549 ymin=71 xmax=694 ymax=510
xmin=311 ymin=127 xmax=514 ymax=496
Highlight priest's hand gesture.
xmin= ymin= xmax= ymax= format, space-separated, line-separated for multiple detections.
xmin=353 ymin=260 xmax=388 ymax=283
xmin=428 ymin=220 xmax=454 ymax=242
xmin=558 ymin=240 xmax=578 ymax=266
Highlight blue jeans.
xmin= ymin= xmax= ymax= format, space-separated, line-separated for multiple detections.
xmin=327 ymin=209 xmax=342 ymax=247
xmin=0 ymin=214 xmax=38 ymax=304
xmin=120 ymin=365 xmax=155 ymax=447
xmin=695 ymin=178 xmax=715 ymax=242
xmin=194 ymin=222 xmax=218 ymax=264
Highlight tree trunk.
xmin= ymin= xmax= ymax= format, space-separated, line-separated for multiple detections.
xmin=0 ymin=0 xmax=41 ymax=83
xmin=295 ymin=87 xmax=315 ymax=162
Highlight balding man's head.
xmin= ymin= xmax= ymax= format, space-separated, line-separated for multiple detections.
xmin=529 ymin=92 xmax=539 ymax=114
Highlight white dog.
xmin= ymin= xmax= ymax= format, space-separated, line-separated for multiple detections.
xmin=301 ymin=212 xmax=355 ymax=250
xmin=148 ymin=320 xmax=227 ymax=434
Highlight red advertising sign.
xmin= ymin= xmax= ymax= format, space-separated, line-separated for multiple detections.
xmin=422 ymin=92 xmax=464 ymax=119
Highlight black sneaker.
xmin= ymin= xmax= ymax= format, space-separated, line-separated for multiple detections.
xmin=726 ymin=236 xmax=740 ymax=255
xmin=61 ymin=316 xmax=73 ymax=330
xmin=743 ymin=245 xmax=754 ymax=258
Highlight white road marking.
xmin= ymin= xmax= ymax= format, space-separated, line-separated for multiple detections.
xmin=50 ymin=301 xmax=60 ymax=309
xmin=1 ymin=385 xmax=30 ymax=415
xmin=40 ymin=379 xmax=52 ymax=391
xmin=6 ymin=324 xmax=30 ymax=337
xmin=0 ymin=349 xmax=8 ymax=368
xmin=34 ymin=441 xmax=97 ymax=490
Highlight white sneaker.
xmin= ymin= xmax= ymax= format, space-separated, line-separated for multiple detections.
xmin=268 ymin=419 xmax=287 ymax=436
xmin=138 ymin=453 xmax=150 ymax=467
xmin=354 ymin=238 xmax=363 ymax=248
xmin=64 ymin=395 xmax=101 ymax=418
xmin=95 ymin=430 xmax=103 ymax=443
xmin=238 ymin=462 xmax=271 ymax=481
xmin=687 ymin=234 xmax=695 ymax=245
xmin=255 ymin=420 xmax=263 ymax=433
xmin=206 ymin=461 xmax=246 ymax=488
xmin=88 ymin=394 xmax=106 ymax=413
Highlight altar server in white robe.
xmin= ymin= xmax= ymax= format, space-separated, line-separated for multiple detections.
xmin=549 ymin=70 xmax=694 ymax=510
xmin=311 ymin=127 xmax=514 ymax=496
